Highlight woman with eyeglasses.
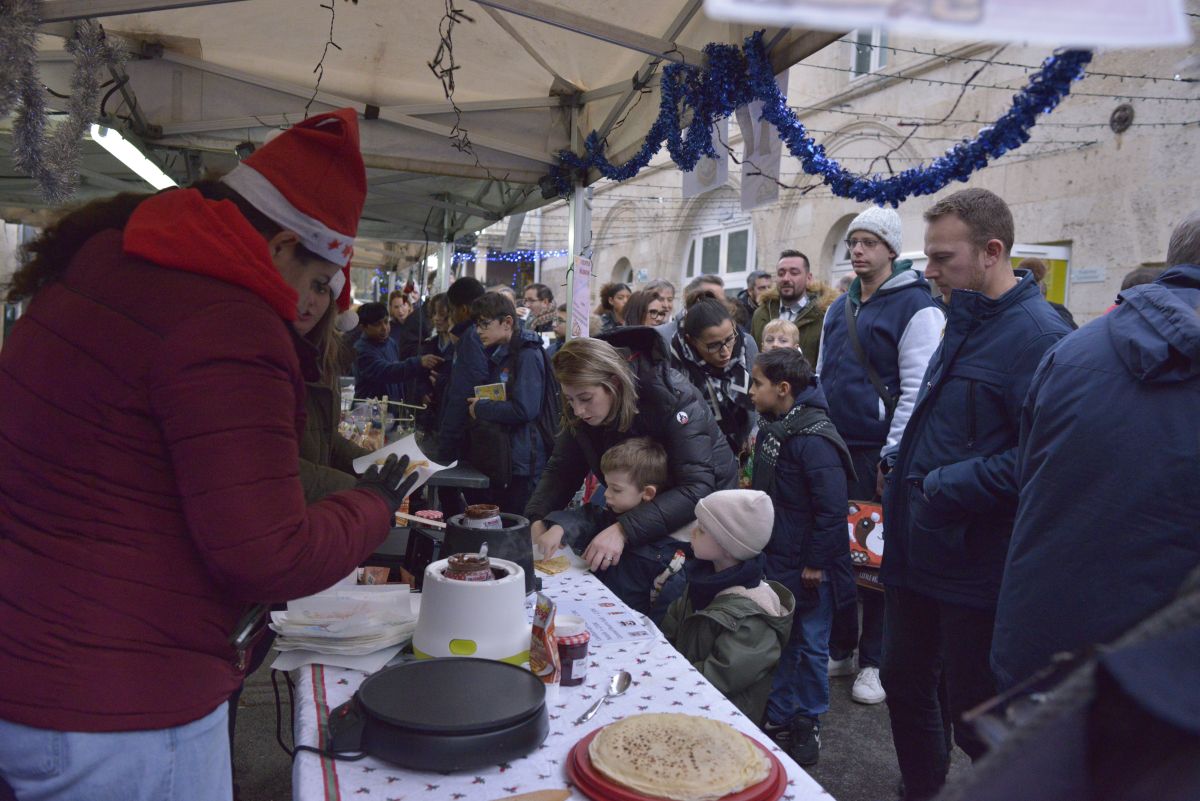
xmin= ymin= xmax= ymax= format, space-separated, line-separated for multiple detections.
xmin=525 ymin=331 xmax=738 ymax=619
xmin=669 ymin=297 xmax=759 ymax=456
xmin=621 ymin=289 xmax=669 ymax=328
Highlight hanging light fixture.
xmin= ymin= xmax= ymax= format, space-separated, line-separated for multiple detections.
xmin=88 ymin=124 xmax=177 ymax=190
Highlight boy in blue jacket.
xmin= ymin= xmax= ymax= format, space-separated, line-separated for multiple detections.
xmin=750 ymin=348 xmax=856 ymax=767
xmin=465 ymin=292 xmax=554 ymax=515
xmin=353 ymin=302 xmax=442 ymax=409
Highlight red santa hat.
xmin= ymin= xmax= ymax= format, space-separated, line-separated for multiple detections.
xmin=328 ymin=264 xmax=358 ymax=332
xmin=221 ymin=108 xmax=366 ymax=269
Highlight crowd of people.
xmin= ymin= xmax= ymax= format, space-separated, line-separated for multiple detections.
xmin=0 ymin=103 xmax=1195 ymax=801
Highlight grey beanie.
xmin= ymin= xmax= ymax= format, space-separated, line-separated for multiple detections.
xmin=694 ymin=489 xmax=775 ymax=561
xmin=847 ymin=206 xmax=903 ymax=256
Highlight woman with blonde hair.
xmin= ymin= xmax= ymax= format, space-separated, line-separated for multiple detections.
xmin=525 ymin=329 xmax=738 ymax=615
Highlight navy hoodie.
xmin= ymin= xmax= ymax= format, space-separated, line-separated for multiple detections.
xmin=991 ymin=265 xmax=1200 ymax=688
xmin=880 ymin=271 xmax=1072 ymax=608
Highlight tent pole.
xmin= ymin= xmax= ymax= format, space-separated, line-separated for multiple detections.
xmin=439 ymin=208 xmax=453 ymax=293
xmin=564 ymin=107 xmax=592 ymax=342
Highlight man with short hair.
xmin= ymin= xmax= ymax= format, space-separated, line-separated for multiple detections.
xmin=991 ymin=212 xmax=1200 ymax=692
xmin=354 ymin=302 xmax=442 ymax=406
xmin=816 ymin=208 xmax=945 ymax=709
xmin=880 ymin=188 xmax=1072 ymax=800
xmin=434 ymin=277 xmax=490 ymax=468
xmin=737 ymin=270 xmax=773 ymax=323
xmin=751 ymin=251 xmax=830 ymax=363
xmin=521 ymin=282 xmax=556 ymax=333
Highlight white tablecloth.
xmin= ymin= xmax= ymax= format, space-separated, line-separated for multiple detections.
xmin=290 ymin=562 xmax=833 ymax=801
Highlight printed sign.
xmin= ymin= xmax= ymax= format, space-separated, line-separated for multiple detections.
xmin=570 ymin=256 xmax=593 ymax=339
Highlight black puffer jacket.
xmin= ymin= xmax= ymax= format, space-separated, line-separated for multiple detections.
xmin=524 ymin=327 xmax=738 ymax=547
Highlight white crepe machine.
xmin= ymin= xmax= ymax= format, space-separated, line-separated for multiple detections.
xmin=412 ymin=557 xmax=529 ymax=664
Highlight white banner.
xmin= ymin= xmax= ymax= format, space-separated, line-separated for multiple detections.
xmin=704 ymin=0 xmax=1191 ymax=47
xmin=736 ymin=70 xmax=788 ymax=212
xmin=570 ymin=255 xmax=593 ymax=340
xmin=681 ymin=119 xmax=730 ymax=200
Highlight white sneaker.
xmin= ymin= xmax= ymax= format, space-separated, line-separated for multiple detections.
xmin=851 ymin=666 xmax=886 ymax=704
xmin=827 ymin=654 xmax=857 ymax=677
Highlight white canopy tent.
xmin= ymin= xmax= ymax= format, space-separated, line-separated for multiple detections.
xmin=4 ymin=0 xmax=840 ymax=278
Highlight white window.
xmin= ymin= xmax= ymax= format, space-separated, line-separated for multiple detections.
xmin=683 ymin=225 xmax=756 ymax=286
xmin=849 ymin=28 xmax=888 ymax=79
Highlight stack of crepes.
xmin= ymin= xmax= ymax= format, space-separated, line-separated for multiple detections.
xmin=269 ymin=584 xmax=417 ymax=656
xmin=588 ymin=714 xmax=770 ymax=801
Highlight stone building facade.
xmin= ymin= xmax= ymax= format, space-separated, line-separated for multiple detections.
xmin=510 ymin=21 xmax=1197 ymax=324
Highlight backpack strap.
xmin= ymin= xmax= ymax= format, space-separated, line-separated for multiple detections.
xmin=844 ymin=297 xmax=898 ymax=418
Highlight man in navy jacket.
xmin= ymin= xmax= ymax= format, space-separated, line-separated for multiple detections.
xmin=991 ymin=217 xmax=1200 ymax=692
xmin=816 ymin=206 xmax=944 ymax=705
xmin=880 ymin=188 xmax=1072 ymax=800
xmin=434 ymin=277 xmax=490 ymax=467
xmin=353 ymin=302 xmax=442 ymax=405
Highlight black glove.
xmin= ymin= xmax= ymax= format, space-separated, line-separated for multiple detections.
xmin=356 ymin=454 xmax=419 ymax=514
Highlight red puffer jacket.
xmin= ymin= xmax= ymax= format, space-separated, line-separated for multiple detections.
xmin=0 ymin=190 xmax=391 ymax=732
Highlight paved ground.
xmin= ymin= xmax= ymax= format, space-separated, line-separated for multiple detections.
xmin=233 ymin=659 xmax=969 ymax=801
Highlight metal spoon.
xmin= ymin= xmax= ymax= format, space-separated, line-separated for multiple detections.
xmin=574 ymin=670 xmax=632 ymax=725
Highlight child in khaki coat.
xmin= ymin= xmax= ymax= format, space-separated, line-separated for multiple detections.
xmin=661 ymin=490 xmax=795 ymax=725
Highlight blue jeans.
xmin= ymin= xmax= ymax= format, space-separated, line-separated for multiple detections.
xmin=766 ymin=580 xmax=834 ymax=725
xmin=0 ymin=704 xmax=232 ymax=801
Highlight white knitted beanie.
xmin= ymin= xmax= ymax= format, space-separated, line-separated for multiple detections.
xmin=694 ymin=489 xmax=775 ymax=561
xmin=846 ymin=206 xmax=903 ymax=256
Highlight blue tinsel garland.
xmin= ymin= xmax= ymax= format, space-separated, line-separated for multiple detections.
xmin=548 ymin=32 xmax=1092 ymax=206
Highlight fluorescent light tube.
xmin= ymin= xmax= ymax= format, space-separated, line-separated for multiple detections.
xmin=89 ymin=124 xmax=178 ymax=190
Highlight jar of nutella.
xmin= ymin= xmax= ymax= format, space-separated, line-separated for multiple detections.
xmin=443 ymin=552 xmax=494 ymax=582
xmin=463 ymin=504 xmax=502 ymax=529
xmin=556 ymin=614 xmax=590 ymax=686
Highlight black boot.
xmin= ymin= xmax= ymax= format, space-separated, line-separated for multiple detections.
xmin=788 ymin=715 xmax=820 ymax=766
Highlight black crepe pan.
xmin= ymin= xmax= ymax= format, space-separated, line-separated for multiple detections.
xmin=327 ymin=657 xmax=549 ymax=771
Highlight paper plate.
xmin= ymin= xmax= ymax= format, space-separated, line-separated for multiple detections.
xmin=567 ymin=725 xmax=787 ymax=801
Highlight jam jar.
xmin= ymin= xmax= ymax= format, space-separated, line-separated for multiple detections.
xmin=556 ymin=614 xmax=590 ymax=686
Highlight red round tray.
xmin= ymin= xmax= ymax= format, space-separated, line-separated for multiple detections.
xmin=567 ymin=725 xmax=787 ymax=801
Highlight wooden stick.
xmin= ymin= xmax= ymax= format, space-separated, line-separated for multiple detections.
xmin=394 ymin=511 xmax=447 ymax=529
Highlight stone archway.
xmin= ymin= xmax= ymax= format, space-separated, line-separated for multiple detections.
xmin=611 ymin=256 xmax=633 ymax=284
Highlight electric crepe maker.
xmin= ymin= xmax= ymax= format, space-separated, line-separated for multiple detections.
xmin=327 ymin=658 xmax=549 ymax=771
xmin=412 ymin=556 xmax=530 ymax=664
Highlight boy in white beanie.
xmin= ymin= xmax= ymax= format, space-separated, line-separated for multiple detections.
xmin=660 ymin=489 xmax=796 ymax=725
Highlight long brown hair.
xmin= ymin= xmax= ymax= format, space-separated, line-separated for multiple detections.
xmin=4 ymin=180 xmax=322 ymax=303
xmin=304 ymin=293 xmax=347 ymax=392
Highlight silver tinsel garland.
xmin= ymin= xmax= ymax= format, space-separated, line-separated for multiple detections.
xmin=1 ymin=0 xmax=125 ymax=204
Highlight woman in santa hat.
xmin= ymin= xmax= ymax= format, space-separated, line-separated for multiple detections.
xmin=0 ymin=109 xmax=413 ymax=800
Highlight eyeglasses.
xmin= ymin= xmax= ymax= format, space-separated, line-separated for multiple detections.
xmin=846 ymin=237 xmax=883 ymax=250
xmin=647 ymin=308 xmax=668 ymax=320
xmin=701 ymin=332 xmax=738 ymax=355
